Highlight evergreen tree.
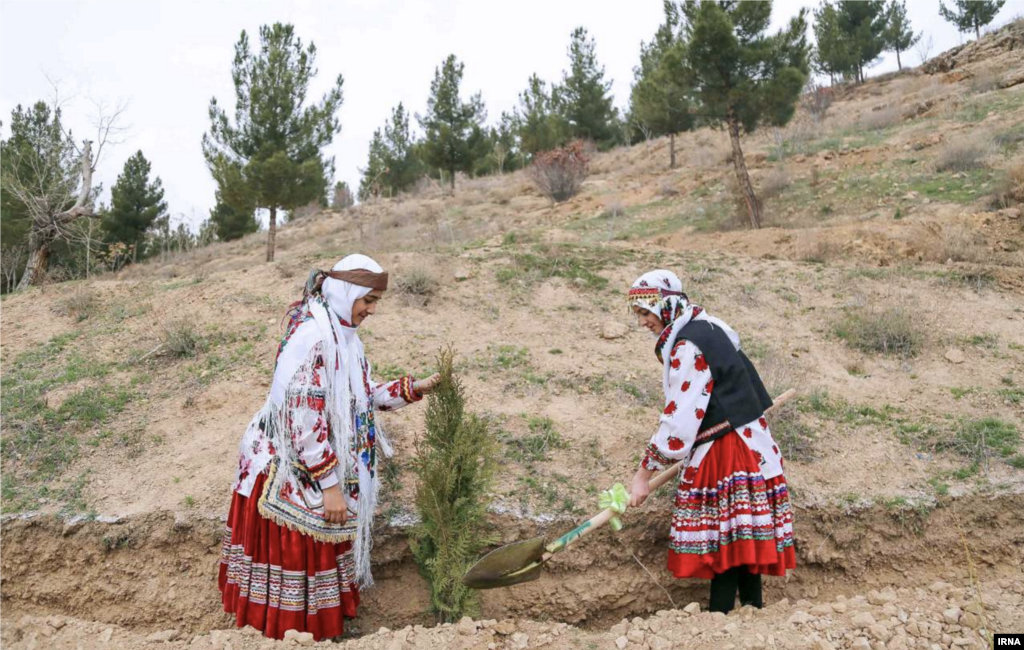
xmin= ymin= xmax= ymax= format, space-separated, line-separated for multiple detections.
xmin=209 ymin=194 xmax=260 ymax=241
xmin=555 ymin=27 xmax=618 ymax=147
xmin=358 ymin=129 xmax=388 ymax=201
xmin=679 ymin=0 xmax=810 ymax=229
xmin=102 ymin=150 xmax=167 ymax=262
xmin=203 ymin=23 xmax=344 ymax=262
xmin=882 ymin=0 xmax=919 ymax=71
xmin=331 ymin=181 xmax=355 ymax=209
xmin=487 ymin=112 xmax=521 ymax=173
xmin=514 ymin=74 xmax=570 ymax=157
xmin=836 ymin=1 xmax=888 ymax=83
xmin=411 ymin=347 xmax=496 ymax=622
xmin=630 ymin=2 xmax=695 ymax=168
xmin=939 ymin=0 xmax=1005 ymax=41
xmin=417 ymin=54 xmax=486 ymax=192
xmin=382 ymin=103 xmax=421 ymax=193
xmin=813 ymin=2 xmax=854 ymax=85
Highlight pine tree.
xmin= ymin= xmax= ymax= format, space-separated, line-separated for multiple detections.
xmin=630 ymin=2 xmax=695 ymax=168
xmin=836 ymin=1 xmax=888 ymax=83
xmin=382 ymin=103 xmax=421 ymax=193
xmin=411 ymin=347 xmax=496 ymax=623
xmin=881 ymin=1 xmax=919 ymax=71
xmin=939 ymin=0 xmax=1006 ymax=41
xmin=358 ymin=129 xmax=388 ymax=201
xmin=514 ymin=74 xmax=570 ymax=157
xmin=813 ymin=2 xmax=854 ymax=85
xmin=101 ymin=150 xmax=167 ymax=262
xmin=417 ymin=54 xmax=486 ymax=192
xmin=680 ymin=0 xmax=810 ymax=229
xmin=203 ymin=23 xmax=344 ymax=262
xmin=555 ymin=27 xmax=618 ymax=147
xmin=331 ymin=181 xmax=355 ymax=209
xmin=209 ymin=196 xmax=260 ymax=241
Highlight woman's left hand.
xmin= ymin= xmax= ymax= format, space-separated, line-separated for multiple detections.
xmin=414 ymin=373 xmax=441 ymax=395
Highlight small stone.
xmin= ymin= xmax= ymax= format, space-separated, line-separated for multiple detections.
xmin=99 ymin=628 xmax=113 ymax=644
xmin=495 ymin=621 xmax=516 ymax=636
xmin=146 ymin=629 xmax=181 ymax=643
xmin=776 ymin=598 xmax=790 ymax=608
xmin=510 ymin=632 xmax=529 ymax=650
xmin=852 ymin=613 xmax=877 ymax=628
xmin=788 ymin=611 xmax=814 ymax=625
xmin=959 ymin=612 xmax=979 ymax=629
xmin=942 ymin=607 xmax=962 ymax=625
xmin=944 ymin=349 xmax=965 ymax=364
xmin=283 ymin=629 xmax=314 ymax=645
xmin=684 ymin=602 xmax=701 ymax=615
xmin=852 ymin=638 xmax=872 ymax=650
xmin=832 ymin=603 xmax=848 ymax=614
xmin=811 ymin=604 xmax=833 ymax=616
xmin=951 ymin=638 xmax=972 ymax=647
xmin=47 ymin=617 xmax=66 ymax=630
xmin=457 ymin=617 xmax=478 ymax=636
xmin=868 ymin=589 xmax=898 ymax=606
xmin=724 ymin=623 xmax=740 ymax=636
xmin=615 ymin=636 xmax=629 ymax=650
xmin=453 ymin=268 xmax=472 ymax=281
xmin=815 ymin=640 xmax=836 ymax=650
xmin=601 ymin=321 xmax=630 ymax=340
xmin=627 ymin=629 xmax=645 ymax=643
xmin=907 ymin=621 xmax=922 ymax=637
xmin=870 ymin=624 xmax=892 ymax=642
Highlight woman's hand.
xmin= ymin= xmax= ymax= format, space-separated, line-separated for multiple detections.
xmin=629 ymin=469 xmax=655 ymax=508
xmin=414 ymin=373 xmax=441 ymax=396
xmin=322 ymin=485 xmax=349 ymax=524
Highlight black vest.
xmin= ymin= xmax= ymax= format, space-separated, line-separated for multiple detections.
xmin=674 ymin=320 xmax=772 ymax=446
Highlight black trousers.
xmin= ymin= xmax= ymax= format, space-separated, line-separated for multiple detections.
xmin=708 ymin=566 xmax=763 ymax=613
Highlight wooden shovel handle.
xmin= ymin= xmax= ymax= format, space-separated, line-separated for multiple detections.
xmin=541 ymin=388 xmax=797 ymax=561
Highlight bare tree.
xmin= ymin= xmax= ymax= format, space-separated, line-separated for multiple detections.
xmin=65 ymin=215 xmax=106 ymax=279
xmin=489 ymin=142 xmax=509 ymax=174
xmin=915 ymin=33 xmax=935 ymax=66
xmin=1 ymin=244 xmax=28 ymax=293
xmin=1 ymin=87 xmax=127 ymax=290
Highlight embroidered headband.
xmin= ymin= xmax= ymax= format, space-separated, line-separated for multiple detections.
xmin=627 ymin=286 xmax=684 ymax=307
xmin=324 ymin=268 xmax=389 ymax=291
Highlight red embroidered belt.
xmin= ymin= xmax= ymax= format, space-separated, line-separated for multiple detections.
xmin=692 ymin=420 xmax=733 ymax=448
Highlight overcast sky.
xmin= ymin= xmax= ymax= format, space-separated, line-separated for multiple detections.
xmin=2 ymin=0 xmax=1020 ymax=230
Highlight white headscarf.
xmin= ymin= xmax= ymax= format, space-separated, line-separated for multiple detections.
xmin=628 ymin=269 xmax=741 ymax=397
xmin=322 ymin=254 xmax=383 ymax=325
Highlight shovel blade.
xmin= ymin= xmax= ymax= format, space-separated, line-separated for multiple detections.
xmin=462 ymin=537 xmax=547 ymax=590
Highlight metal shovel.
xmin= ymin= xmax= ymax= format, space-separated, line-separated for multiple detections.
xmin=462 ymin=389 xmax=796 ymax=589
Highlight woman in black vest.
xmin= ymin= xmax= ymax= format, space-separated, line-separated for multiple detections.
xmin=626 ymin=269 xmax=795 ymax=613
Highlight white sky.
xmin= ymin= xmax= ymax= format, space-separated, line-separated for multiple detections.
xmin=2 ymin=0 xmax=1021 ymax=230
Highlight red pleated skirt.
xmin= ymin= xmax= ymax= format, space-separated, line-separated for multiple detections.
xmin=667 ymin=431 xmax=796 ymax=580
xmin=218 ymin=472 xmax=360 ymax=641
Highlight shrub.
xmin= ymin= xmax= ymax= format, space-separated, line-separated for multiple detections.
xmin=760 ymin=166 xmax=791 ymax=202
xmin=527 ymin=140 xmax=590 ymax=203
xmin=803 ymin=81 xmax=834 ymax=124
xmin=395 ymin=267 xmax=439 ymax=307
xmin=935 ymin=136 xmax=991 ymax=172
xmin=53 ymin=288 xmax=99 ymax=322
xmin=996 ymin=158 xmax=1024 ymax=207
xmin=161 ymin=320 xmax=206 ymax=358
xmin=411 ymin=347 xmax=497 ymax=623
xmin=833 ymin=306 xmax=924 ymax=357
xmin=858 ymin=106 xmax=902 ymax=131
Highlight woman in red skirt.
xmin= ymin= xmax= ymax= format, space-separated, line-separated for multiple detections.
xmin=219 ymin=254 xmax=438 ymax=640
xmin=626 ymin=269 xmax=795 ymax=613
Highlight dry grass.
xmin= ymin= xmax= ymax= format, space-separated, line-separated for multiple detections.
xmin=162 ymin=320 xmax=206 ymax=358
xmin=52 ymin=287 xmax=100 ymax=321
xmin=833 ymin=306 xmax=925 ymax=358
xmin=935 ymin=135 xmax=992 ymax=173
xmin=925 ymin=224 xmax=990 ymax=264
xmin=798 ymin=238 xmax=845 ymax=264
xmin=394 ymin=267 xmax=440 ymax=307
xmin=858 ymin=105 xmax=903 ymax=131
xmin=759 ymin=166 xmax=792 ymax=202
xmin=969 ymin=67 xmax=1002 ymax=94
xmin=995 ymin=158 xmax=1024 ymax=208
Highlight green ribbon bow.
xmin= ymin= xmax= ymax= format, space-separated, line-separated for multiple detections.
xmin=598 ymin=482 xmax=630 ymax=531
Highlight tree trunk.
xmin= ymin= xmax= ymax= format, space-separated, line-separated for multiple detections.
xmin=896 ymin=48 xmax=902 ymax=71
xmin=449 ymin=168 xmax=456 ymax=193
xmin=17 ymin=239 xmax=51 ymax=290
xmin=727 ymin=115 xmax=762 ymax=230
xmin=975 ymin=23 xmax=980 ymax=41
xmin=266 ymin=206 xmax=277 ymax=262
xmin=669 ymin=132 xmax=677 ymax=169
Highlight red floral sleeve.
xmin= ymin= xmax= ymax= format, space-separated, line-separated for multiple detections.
xmin=641 ymin=339 xmax=713 ymax=472
xmin=288 ymin=342 xmax=340 ymax=489
xmin=369 ymin=373 xmax=423 ymax=412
